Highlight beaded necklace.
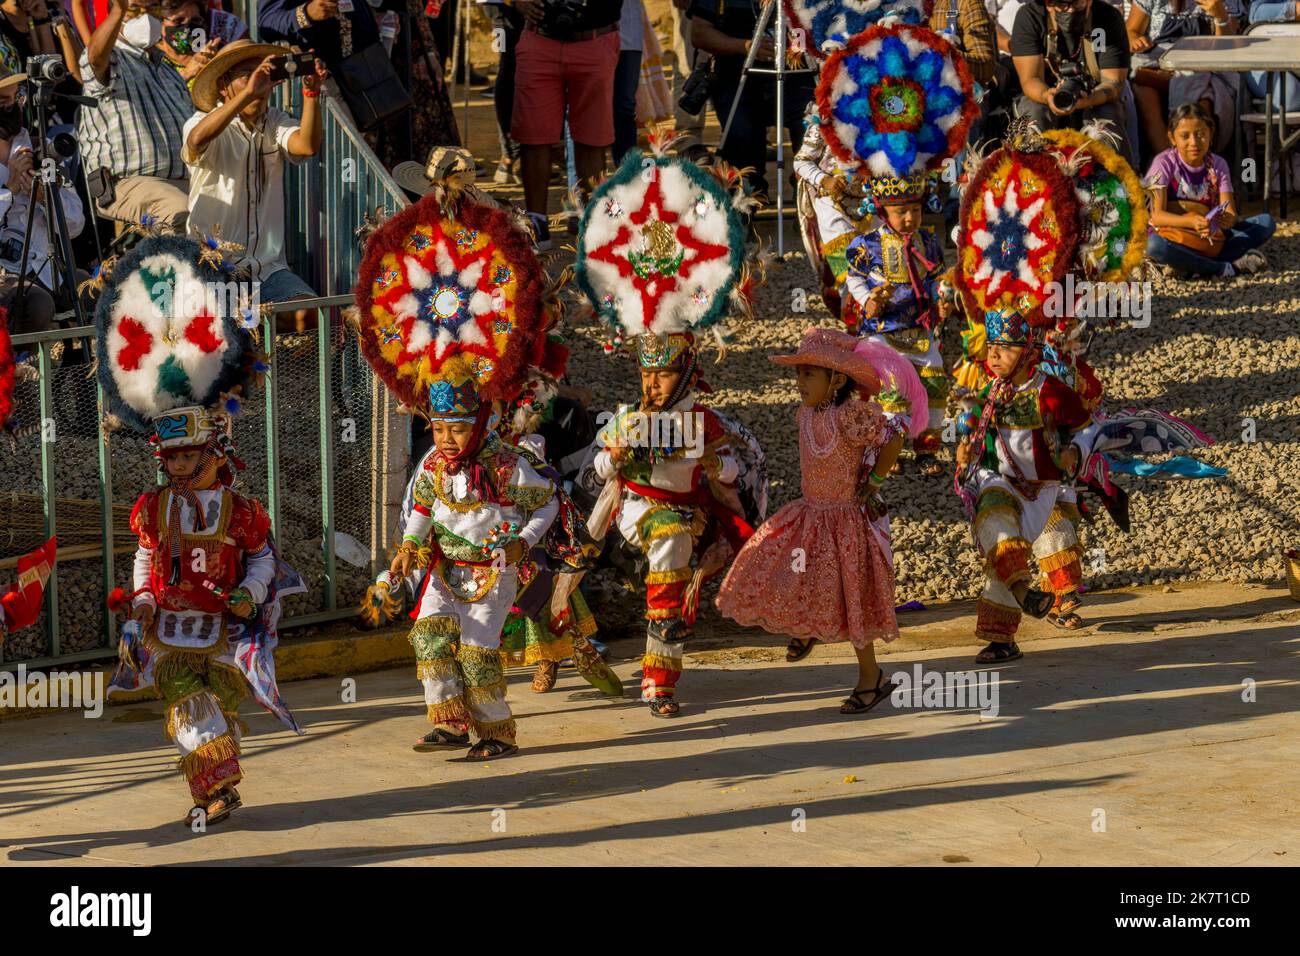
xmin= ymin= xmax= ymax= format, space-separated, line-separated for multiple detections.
xmin=801 ymin=405 xmax=839 ymax=459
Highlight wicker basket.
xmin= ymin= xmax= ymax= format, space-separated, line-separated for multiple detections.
xmin=1287 ymin=549 xmax=1300 ymax=602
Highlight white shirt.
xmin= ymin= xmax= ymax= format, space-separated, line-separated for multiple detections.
xmin=182 ymin=106 xmax=303 ymax=282
xmin=0 ymin=130 xmax=86 ymax=288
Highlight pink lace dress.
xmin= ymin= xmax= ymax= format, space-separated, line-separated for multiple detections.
xmin=716 ymin=400 xmax=899 ymax=648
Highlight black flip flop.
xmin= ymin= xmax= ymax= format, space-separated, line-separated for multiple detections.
xmin=975 ymin=641 xmax=1022 ymax=664
xmin=1017 ymin=587 xmax=1055 ymax=619
xmin=413 ymin=728 xmax=470 ymax=752
xmin=786 ymin=637 xmax=817 ymax=662
xmin=466 ymin=739 xmax=519 ymax=761
xmin=649 ymin=697 xmax=681 ymax=718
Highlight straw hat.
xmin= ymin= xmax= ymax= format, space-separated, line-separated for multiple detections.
xmin=191 ymin=39 xmax=294 ymax=113
xmin=391 ymin=146 xmax=478 ymax=196
xmin=0 ymin=62 xmax=27 ymax=93
xmin=771 ymin=327 xmax=882 ymax=394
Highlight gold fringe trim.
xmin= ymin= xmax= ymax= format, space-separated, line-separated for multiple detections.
xmin=417 ymin=658 xmax=460 ymax=682
xmin=501 ymin=634 xmax=571 ymax=666
xmin=645 ymin=567 xmax=693 ymax=585
xmin=177 ymin=731 xmax=240 ymax=781
xmin=974 ymin=503 xmax=1020 ymax=528
xmin=410 ymin=615 xmax=460 ymax=638
xmin=643 ymin=652 xmax=683 ymax=672
xmin=164 ymin=690 xmax=222 ymax=742
xmin=465 ymin=680 xmax=508 ymax=704
xmin=151 ymin=644 xmax=229 ymax=687
xmin=1037 ymin=543 xmax=1083 ymax=573
xmin=427 ymin=697 xmax=470 ymax=725
xmin=456 ymin=644 xmax=502 ymax=668
xmin=472 ymin=717 xmax=517 ymax=743
xmin=644 ymin=607 xmax=680 ymax=621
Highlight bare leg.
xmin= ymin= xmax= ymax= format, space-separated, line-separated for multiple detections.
xmin=853 ymin=642 xmax=881 ymax=692
xmin=573 ymin=141 xmax=606 ymax=203
xmin=521 ymin=142 xmax=552 ymax=216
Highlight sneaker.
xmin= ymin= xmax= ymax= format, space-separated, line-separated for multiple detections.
xmin=493 ymin=157 xmax=518 ymax=185
xmin=526 ymin=211 xmax=552 ymax=252
xmin=1232 ymin=250 xmax=1267 ymax=275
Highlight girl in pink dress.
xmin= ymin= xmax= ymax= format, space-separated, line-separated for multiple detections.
xmin=717 ymin=328 xmax=907 ymax=715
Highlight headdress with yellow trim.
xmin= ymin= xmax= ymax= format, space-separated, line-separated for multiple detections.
xmin=816 ymin=23 xmax=977 ymax=211
xmin=575 ymin=133 xmax=765 ymax=377
xmin=954 ymin=120 xmax=1083 ymax=328
xmin=353 ymin=188 xmax=558 ymax=421
xmin=94 ymin=234 xmax=265 ymax=469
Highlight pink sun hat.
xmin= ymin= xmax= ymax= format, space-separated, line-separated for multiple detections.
xmin=771 ymin=327 xmax=882 ymax=395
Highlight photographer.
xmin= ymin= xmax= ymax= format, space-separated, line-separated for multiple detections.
xmin=183 ymin=40 xmax=324 ymax=330
xmin=77 ymin=0 xmax=196 ymax=233
xmin=690 ymin=0 xmax=814 ymax=201
xmin=0 ymin=63 xmax=84 ymax=333
xmin=510 ymin=0 xmax=623 ymax=250
xmin=1011 ymin=0 xmax=1133 ymax=163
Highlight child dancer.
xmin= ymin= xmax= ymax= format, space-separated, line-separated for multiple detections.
xmin=717 ymin=328 xmax=901 ymax=714
xmin=1146 ymin=103 xmax=1275 ymax=278
xmin=843 ymin=175 xmax=956 ymax=476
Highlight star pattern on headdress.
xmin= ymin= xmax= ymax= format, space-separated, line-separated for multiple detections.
xmin=969 ymin=178 xmax=1051 ymax=301
xmin=585 ymin=176 xmax=730 ymax=333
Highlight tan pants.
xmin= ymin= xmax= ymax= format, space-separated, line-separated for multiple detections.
xmin=98 ymin=175 xmax=190 ymax=235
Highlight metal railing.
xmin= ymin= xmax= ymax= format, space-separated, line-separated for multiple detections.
xmin=1 ymin=299 xmax=409 ymax=673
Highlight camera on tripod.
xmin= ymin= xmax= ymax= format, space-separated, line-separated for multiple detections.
xmin=1049 ymin=60 xmax=1093 ymax=113
xmin=26 ymin=53 xmax=67 ymax=86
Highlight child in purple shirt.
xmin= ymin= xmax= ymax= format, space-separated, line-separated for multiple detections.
xmin=1145 ymin=104 xmax=1275 ymax=278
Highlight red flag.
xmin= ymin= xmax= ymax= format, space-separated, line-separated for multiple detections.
xmin=1 ymin=536 xmax=57 ymax=634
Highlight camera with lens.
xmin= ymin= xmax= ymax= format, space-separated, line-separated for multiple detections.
xmin=26 ymin=53 xmax=67 ymax=85
xmin=1049 ymin=60 xmax=1093 ymax=113
xmin=547 ymin=0 xmax=588 ymax=35
xmin=678 ymin=58 xmax=712 ymax=117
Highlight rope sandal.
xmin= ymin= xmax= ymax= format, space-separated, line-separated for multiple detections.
xmin=183 ymin=786 xmax=241 ymax=828
xmin=532 ymin=660 xmax=560 ymax=693
xmin=786 ymin=637 xmax=817 ymax=662
xmin=413 ymin=727 xmax=470 ymax=752
xmin=466 ymin=739 xmax=519 ymax=761
xmin=839 ymin=669 xmax=898 ymax=715
xmin=649 ymin=696 xmax=681 ymax=718
xmin=975 ymin=640 xmax=1022 ymax=664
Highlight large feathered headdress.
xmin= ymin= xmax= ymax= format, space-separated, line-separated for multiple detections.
xmin=784 ymin=0 xmax=933 ymax=59
xmin=815 ymin=23 xmax=976 ymax=192
xmin=955 ymin=123 xmax=1083 ymax=327
xmin=94 ymin=234 xmax=262 ymax=438
xmin=353 ymin=189 xmax=554 ymax=419
xmin=575 ymin=137 xmax=763 ymax=360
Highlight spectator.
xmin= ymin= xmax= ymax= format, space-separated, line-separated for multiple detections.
xmin=0 ymin=0 xmax=59 ymax=66
xmin=670 ymin=0 xmax=704 ymax=152
xmin=78 ymin=0 xmax=195 ymax=233
xmin=372 ymin=0 xmax=461 ymax=172
xmin=0 ymin=63 xmax=84 ymax=333
xmin=257 ymin=0 xmax=378 ymax=70
xmin=1146 ymin=102 xmax=1274 ymax=277
xmin=987 ymin=0 xmax=1025 ymax=52
xmin=1010 ymin=0 xmax=1134 ymax=163
xmin=614 ymin=0 xmax=644 ymax=164
xmin=183 ymin=39 xmax=323 ymax=323
xmin=156 ymin=0 xmax=226 ymax=87
xmin=931 ymin=0 xmax=999 ymax=86
xmin=482 ymin=0 xmax=524 ymax=183
xmin=1128 ymin=0 xmax=1242 ymax=162
xmin=511 ymin=0 xmax=623 ymax=251
xmin=691 ymin=0 xmax=815 ymax=200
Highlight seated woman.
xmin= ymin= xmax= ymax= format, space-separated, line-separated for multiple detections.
xmin=1146 ymin=103 xmax=1275 ymax=277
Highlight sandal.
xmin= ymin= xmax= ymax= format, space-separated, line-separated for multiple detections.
xmin=1047 ymin=609 xmax=1085 ymax=631
xmin=1055 ymin=595 xmax=1082 ymax=615
xmin=1016 ymin=587 xmax=1054 ymax=619
xmin=839 ymin=670 xmax=897 ymax=715
xmin=466 ymin=738 xmax=519 ymax=761
xmin=532 ymin=660 xmax=559 ymax=693
xmin=975 ymin=641 xmax=1022 ymax=664
xmin=183 ymin=786 xmax=241 ymax=828
xmin=413 ymin=727 xmax=470 ymax=752
xmin=915 ymin=455 xmax=945 ymax=478
xmin=649 ymin=697 xmax=681 ymax=718
xmin=786 ymin=637 xmax=817 ymax=662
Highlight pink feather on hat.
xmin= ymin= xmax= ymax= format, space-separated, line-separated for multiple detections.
xmin=853 ymin=339 xmax=929 ymax=439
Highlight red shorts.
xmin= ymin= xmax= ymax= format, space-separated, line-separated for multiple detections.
xmin=511 ymin=28 xmax=620 ymax=147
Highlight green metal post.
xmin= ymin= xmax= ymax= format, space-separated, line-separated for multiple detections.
xmin=318 ymin=306 xmax=337 ymax=612
xmin=37 ymin=340 xmax=59 ymax=656
xmin=97 ymin=378 xmax=115 ymax=648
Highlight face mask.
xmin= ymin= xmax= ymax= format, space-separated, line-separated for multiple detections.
xmin=163 ymin=22 xmax=205 ymax=55
xmin=0 ymin=105 xmax=22 ymax=139
xmin=121 ymin=14 xmax=163 ymax=51
xmin=1053 ymin=10 xmax=1084 ymax=34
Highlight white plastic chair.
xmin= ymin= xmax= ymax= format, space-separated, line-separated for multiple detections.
xmin=1238 ymin=22 xmax=1300 ymax=204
